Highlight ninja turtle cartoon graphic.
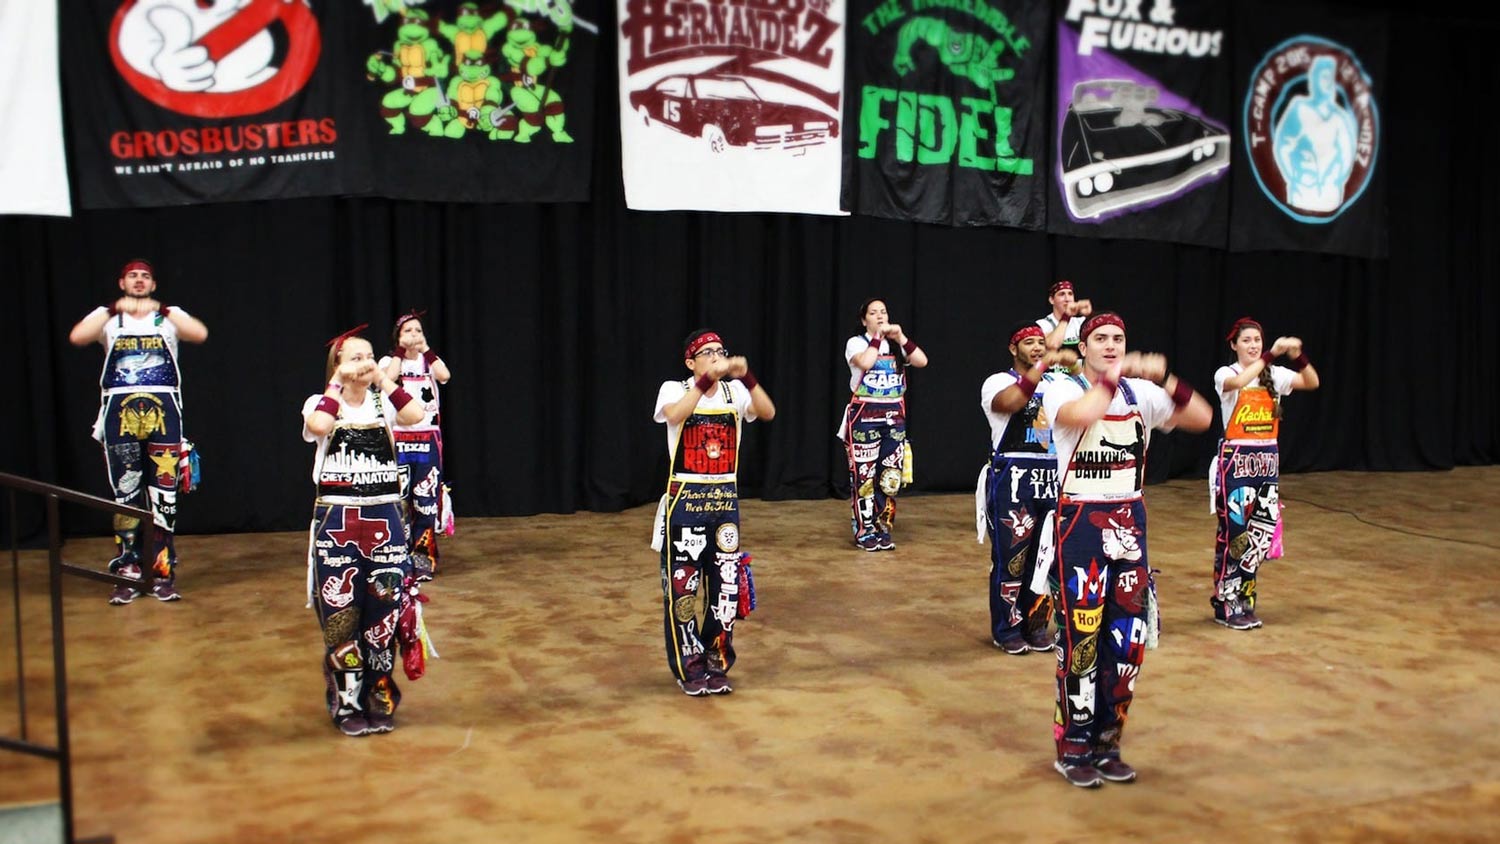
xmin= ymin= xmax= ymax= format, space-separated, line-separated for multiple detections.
xmin=439 ymin=2 xmax=510 ymax=57
xmin=437 ymin=51 xmax=515 ymax=139
xmin=366 ymin=8 xmax=452 ymax=135
xmin=500 ymin=7 xmax=574 ymax=143
xmin=893 ymin=17 xmax=1015 ymax=100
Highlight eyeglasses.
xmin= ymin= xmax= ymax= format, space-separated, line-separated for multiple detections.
xmin=693 ymin=348 xmax=730 ymax=359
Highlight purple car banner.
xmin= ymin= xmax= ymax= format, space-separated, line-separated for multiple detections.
xmin=1230 ymin=1 xmax=1387 ymax=257
xmin=840 ymin=0 xmax=1049 ymax=228
xmin=1048 ymin=0 xmax=1231 ymax=247
xmin=618 ymin=0 xmax=846 ymax=213
xmin=65 ymin=0 xmax=375 ymax=209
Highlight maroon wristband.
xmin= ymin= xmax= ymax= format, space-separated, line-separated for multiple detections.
xmin=1259 ymin=351 xmax=1275 ymax=367
xmin=1170 ymin=377 xmax=1194 ymax=409
xmin=693 ymin=374 xmax=714 ymax=393
xmin=1290 ymin=353 xmax=1310 ymax=371
xmin=314 ymin=396 xmax=340 ymax=417
xmin=740 ymin=369 xmax=759 ymax=392
xmin=901 ymin=338 xmax=917 ymax=356
xmin=159 ymin=305 xmax=172 ymax=318
xmin=867 ymin=335 xmax=881 ymax=349
xmin=1017 ymin=374 xmax=1039 ymax=400
xmin=422 ymin=349 xmax=439 ymax=366
xmin=388 ymin=387 xmax=415 ymax=411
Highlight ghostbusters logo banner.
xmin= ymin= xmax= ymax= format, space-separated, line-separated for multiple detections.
xmin=618 ymin=0 xmax=846 ymax=214
xmin=841 ymin=0 xmax=1049 ymax=227
xmin=364 ymin=0 xmax=598 ymax=202
xmin=1048 ymin=0 xmax=1231 ymax=247
xmin=1230 ymin=1 xmax=1387 ymax=257
xmin=65 ymin=0 xmax=374 ymax=208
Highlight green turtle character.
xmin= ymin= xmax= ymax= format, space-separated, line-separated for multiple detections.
xmin=437 ymin=51 xmax=514 ymax=140
xmin=365 ymin=8 xmax=452 ymax=135
xmin=438 ymin=2 xmax=510 ymax=56
xmin=500 ymin=9 xmax=574 ymax=143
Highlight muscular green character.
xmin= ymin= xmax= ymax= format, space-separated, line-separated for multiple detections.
xmin=365 ymin=9 xmax=452 ymax=135
xmin=501 ymin=11 xmax=574 ymax=143
xmin=439 ymin=2 xmax=510 ymax=57
xmin=893 ymin=17 xmax=1014 ymax=100
xmin=437 ymin=52 xmax=511 ymax=140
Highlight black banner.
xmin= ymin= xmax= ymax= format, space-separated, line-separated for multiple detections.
xmin=841 ymin=0 xmax=1049 ymax=228
xmin=1230 ymin=1 xmax=1387 ymax=257
xmin=360 ymin=0 xmax=597 ymax=202
xmin=1048 ymin=0 xmax=1230 ymax=247
xmin=66 ymin=0 xmax=373 ymax=209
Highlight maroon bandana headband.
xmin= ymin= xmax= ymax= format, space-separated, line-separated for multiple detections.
xmin=1010 ymin=325 xmax=1044 ymax=346
xmin=1049 ymin=279 xmax=1073 ymax=296
xmin=326 ymin=324 xmax=369 ymax=355
xmin=1081 ymin=312 xmax=1125 ymax=339
xmin=685 ymin=332 xmax=723 ymax=359
xmin=1226 ymin=316 xmax=1262 ymax=342
xmin=394 ymin=309 xmax=427 ymax=332
xmin=120 ymin=259 xmax=153 ymax=277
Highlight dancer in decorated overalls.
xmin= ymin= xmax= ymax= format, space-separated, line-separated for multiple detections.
xmin=380 ymin=310 xmax=452 ymax=582
xmin=1211 ymin=317 xmax=1320 ymax=630
xmin=1042 ymin=313 xmax=1212 ymax=787
xmin=68 ymin=259 xmax=208 ymax=605
xmin=303 ymin=328 xmax=426 ymax=736
xmin=1036 ymin=280 xmax=1092 ymax=372
xmin=980 ymin=323 xmax=1062 ymax=654
xmin=653 ymin=330 xmax=775 ymax=696
xmin=840 ymin=298 xmax=928 ymax=552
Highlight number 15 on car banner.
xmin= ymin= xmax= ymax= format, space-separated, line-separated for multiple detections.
xmin=618 ymin=0 xmax=847 ymax=214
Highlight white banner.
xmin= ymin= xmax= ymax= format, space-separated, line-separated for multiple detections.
xmin=618 ymin=0 xmax=845 ymax=214
xmin=0 ymin=0 xmax=71 ymax=216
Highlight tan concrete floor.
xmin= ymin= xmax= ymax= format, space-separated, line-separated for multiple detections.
xmin=3 ymin=468 xmax=1499 ymax=843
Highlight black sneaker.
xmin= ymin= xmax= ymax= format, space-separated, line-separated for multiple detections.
xmin=1095 ymin=758 xmax=1137 ymax=783
xmin=337 ymin=715 xmax=371 ymax=737
xmin=993 ymin=637 xmax=1031 ymax=656
xmin=1054 ymin=760 xmax=1103 ymax=788
xmin=678 ymin=676 xmax=710 ymax=696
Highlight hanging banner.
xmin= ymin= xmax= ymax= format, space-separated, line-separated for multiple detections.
xmin=1231 ymin=1 xmax=1386 ymax=257
xmin=841 ymin=0 xmax=1048 ymax=228
xmin=0 ymin=0 xmax=72 ymax=217
xmin=1048 ymin=0 xmax=1230 ymax=247
xmin=617 ymin=0 xmax=845 ymax=214
xmin=363 ymin=0 xmax=598 ymax=202
xmin=65 ymin=0 xmax=373 ymax=209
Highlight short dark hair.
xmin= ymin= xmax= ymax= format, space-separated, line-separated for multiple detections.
xmin=682 ymin=328 xmax=718 ymax=358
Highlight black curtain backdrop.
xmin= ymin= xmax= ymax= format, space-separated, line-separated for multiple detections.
xmin=3 ymin=5 xmax=1496 ymax=542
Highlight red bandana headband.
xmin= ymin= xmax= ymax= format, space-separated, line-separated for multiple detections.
xmin=1049 ymin=279 xmax=1073 ymax=296
xmin=326 ymin=324 xmax=369 ymax=355
xmin=394 ymin=309 xmax=427 ymax=332
xmin=1226 ymin=316 xmax=1262 ymax=342
xmin=1081 ymin=313 xmax=1125 ymax=339
xmin=120 ymin=259 xmax=153 ymax=277
xmin=1010 ymin=325 xmax=1044 ymax=346
xmin=685 ymin=332 xmax=723 ymax=359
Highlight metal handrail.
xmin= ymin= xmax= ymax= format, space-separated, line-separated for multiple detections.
xmin=4 ymin=471 xmax=153 ymax=844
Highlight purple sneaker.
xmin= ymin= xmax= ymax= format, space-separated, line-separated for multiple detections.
xmin=993 ymin=637 xmax=1031 ymax=656
xmin=678 ymin=676 xmax=710 ymax=696
xmin=705 ymin=673 xmax=733 ymax=695
xmin=1054 ymin=760 xmax=1103 ymax=788
xmin=108 ymin=562 xmax=142 ymax=606
xmin=366 ymin=712 xmax=395 ymax=734
xmin=337 ymin=715 xmax=371 ymax=737
xmin=1095 ymin=758 xmax=1137 ymax=783
xmin=856 ymin=534 xmax=882 ymax=553
xmin=151 ymin=578 xmax=181 ymax=602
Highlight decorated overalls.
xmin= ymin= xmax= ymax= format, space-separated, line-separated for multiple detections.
xmin=1211 ymin=363 xmax=1294 ymax=623
xmin=383 ymin=352 xmax=446 ymax=579
xmin=980 ymin=368 xmax=1059 ymax=649
xmin=91 ymin=306 xmax=189 ymax=588
xmin=653 ymin=378 xmax=758 ymax=688
xmin=1043 ymin=375 xmax=1176 ymax=769
xmin=302 ymin=391 xmax=412 ymax=729
xmin=841 ymin=335 xmax=909 ymax=546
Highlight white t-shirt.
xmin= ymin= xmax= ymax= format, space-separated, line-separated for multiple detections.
xmin=94 ymin=305 xmax=188 ymax=395
xmin=1042 ymin=376 xmax=1177 ymax=484
xmin=844 ymin=334 xmax=904 ymax=395
xmin=980 ymin=368 xmax=1061 ymax=451
xmin=301 ymin=390 xmax=400 ymax=487
xmin=1214 ymin=364 xmax=1295 ymax=434
xmin=1036 ymin=313 xmax=1084 ymax=344
xmin=654 ymin=378 xmax=758 ymax=458
xmin=379 ymin=354 xmax=441 ymax=430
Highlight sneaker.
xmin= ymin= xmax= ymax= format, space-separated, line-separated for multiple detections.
xmin=993 ymin=636 xmax=1031 ymax=656
xmin=365 ymin=712 xmax=395 ymax=734
xmin=151 ymin=578 xmax=181 ymax=602
xmin=337 ymin=715 xmax=371 ymax=737
xmin=705 ymin=674 xmax=733 ymax=695
xmin=1054 ymin=760 xmax=1103 ymax=788
xmin=875 ymin=533 xmax=896 ymax=551
xmin=678 ymin=676 xmax=710 ymax=696
xmin=108 ymin=584 xmax=139 ymax=605
xmin=1241 ymin=610 xmax=1264 ymax=628
xmin=1026 ymin=629 xmax=1056 ymax=652
xmin=856 ymin=534 xmax=882 ymax=553
xmin=1095 ymin=758 xmax=1137 ymax=783
xmin=412 ymin=553 xmax=435 ymax=583
xmin=1215 ymin=614 xmax=1256 ymax=631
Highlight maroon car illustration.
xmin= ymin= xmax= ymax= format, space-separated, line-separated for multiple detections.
xmin=630 ymin=74 xmax=839 ymax=152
